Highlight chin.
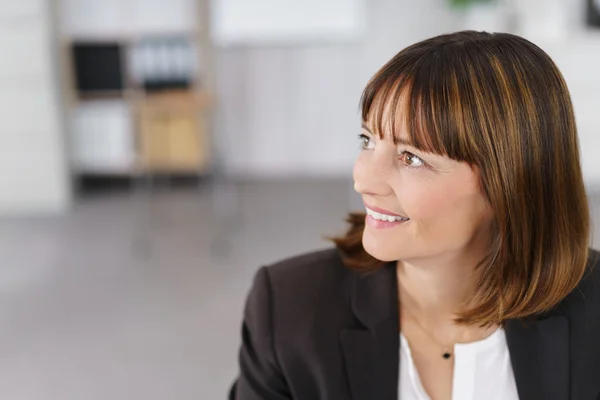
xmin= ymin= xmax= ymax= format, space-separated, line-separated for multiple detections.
xmin=361 ymin=229 xmax=400 ymax=262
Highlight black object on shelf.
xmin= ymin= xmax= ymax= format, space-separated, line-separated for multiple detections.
xmin=72 ymin=42 xmax=124 ymax=93
xmin=143 ymin=78 xmax=192 ymax=93
xmin=587 ymin=0 xmax=600 ymax=28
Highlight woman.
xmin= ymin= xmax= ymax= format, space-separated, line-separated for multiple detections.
xmin=229 ymin=31 xmax=600 ymax=400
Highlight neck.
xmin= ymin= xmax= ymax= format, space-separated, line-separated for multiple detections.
xmin=396 ymin=251 xmax=483 ymax=321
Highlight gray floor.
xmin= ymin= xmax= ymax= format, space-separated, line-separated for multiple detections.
xmin=0 ymin=179 xmax=599 ymax=400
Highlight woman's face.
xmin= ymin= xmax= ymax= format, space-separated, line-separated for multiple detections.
xmin=353 ymin=117 xmax=494 ymax=264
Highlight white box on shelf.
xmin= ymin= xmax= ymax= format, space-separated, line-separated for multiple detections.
xmin=70 ymin=100 xmax=135 ymax=173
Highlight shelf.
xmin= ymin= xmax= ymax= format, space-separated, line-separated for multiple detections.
xmin=74 ymin=166 xmax=138 ymax=176
xmin=59 ymin=29 xmax=200 ymax=44
xmin=74 ymin=165 xmax=209 ymax=176
xmin=126 ymin=29 xmax=200 ymax=42
xmin=133 ymin=89 xmax=212 ymax=111
xmin=76 ymin=90 xmax=126 ymax=101
xmin=60 ymin=35 xmax=129 ymax=45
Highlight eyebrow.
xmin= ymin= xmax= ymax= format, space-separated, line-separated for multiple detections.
xmin=361 ymin=122 xmax=414 ymax=147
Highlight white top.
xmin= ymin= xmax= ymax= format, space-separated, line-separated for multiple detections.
xmin=398 ymin=328 xmax=520 ymax=400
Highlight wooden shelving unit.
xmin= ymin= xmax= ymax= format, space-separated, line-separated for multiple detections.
xmin=56 ymin=0 xmax=214 ymax=179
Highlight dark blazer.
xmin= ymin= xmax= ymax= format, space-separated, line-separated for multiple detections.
xmin=230 ymin=247 xmax=600 ymax=400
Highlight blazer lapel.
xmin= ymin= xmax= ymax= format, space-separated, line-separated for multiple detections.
xmin=505 ymin=315 xmax=570 ymax=400
xmin=338 ymin=260 xmax=572 ymax=400
xmin=340 ymin=262 xmax=399 ymax=400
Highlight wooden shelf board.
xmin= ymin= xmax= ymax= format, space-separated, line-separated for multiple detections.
xmin=60 ymin=29 xmax=199 ymax=44
xmin=76 ymin=90 xmax=126 ymax=101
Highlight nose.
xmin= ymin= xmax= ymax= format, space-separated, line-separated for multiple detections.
xmin=353 ymin=152 xmax=393 ymax=197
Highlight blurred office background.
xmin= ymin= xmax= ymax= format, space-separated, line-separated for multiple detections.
xmin=1 ymin=0 xmax=600 ymax=398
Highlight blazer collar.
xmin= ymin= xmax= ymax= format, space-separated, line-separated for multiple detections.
xmin=339 ymin=260 xmax=571 ymax=400
xmin=341 ymin=261 xmax=399 ymax=400
xmin=505 ymin=315 xmax=570 ymax=400
xmin=350 ymin=263 xmax=398 ymax=329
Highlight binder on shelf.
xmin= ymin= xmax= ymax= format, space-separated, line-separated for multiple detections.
xmin=72 ymin=42 xmax=124 ymax=95
xmin=129 ymin=37 xmax=196 ymax=93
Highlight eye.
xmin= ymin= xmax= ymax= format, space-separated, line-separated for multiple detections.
xmin=358 ymin=134 xmax=374 ymax=150
xmin=400 ymin=151 xmax=426 ymax=169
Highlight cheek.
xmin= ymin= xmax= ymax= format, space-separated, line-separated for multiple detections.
xmin=391 ymin=177 xmax=447 ymax=219
xmin=396 ymin=178 xmax=485 ymax=235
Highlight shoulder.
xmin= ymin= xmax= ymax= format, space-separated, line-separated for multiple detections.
xmin=263 ymin=247 xmax=352 ymax=288
xmin=248 ymin=247 xmax=356 ymax=333
xmin=566 ymin=248 xmax=600 ymax=303
xmin=260 ymin=247 xmax=356 ymax=309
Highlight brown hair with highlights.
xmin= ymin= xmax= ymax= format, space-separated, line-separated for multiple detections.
xmin=330 ymin=31 xmax=591 ymax=326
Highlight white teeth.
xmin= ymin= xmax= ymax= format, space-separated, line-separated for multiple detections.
xmin=365 ymin=207 xmax=408 ymax=222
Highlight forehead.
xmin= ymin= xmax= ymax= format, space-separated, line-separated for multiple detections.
xmin=361 ymin=121 xmax=414 ymax=148
xmin=363 ymin=88 xmax=434 ymax=152
xmin=364 ymin=88 xmax=408 ymax=131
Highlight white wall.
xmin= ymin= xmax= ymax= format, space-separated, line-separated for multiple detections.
xmin=214 ymin=0 xmax=463 ymax=179
xmin=212 ymin=0 xmax=366 ymax=45
xmin=0 ymin=1 xmax=70 ymax=215
xmin=214 ymin=0 xmax=600 ymax=188
xmin=538 ymin=35 xmax=600 ymax=188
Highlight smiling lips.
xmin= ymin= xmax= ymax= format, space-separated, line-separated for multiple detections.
xmin=364 ymin=204 xmax=409 ymax=222
xmin=364 ymin=205 xmax=410 ymax=229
